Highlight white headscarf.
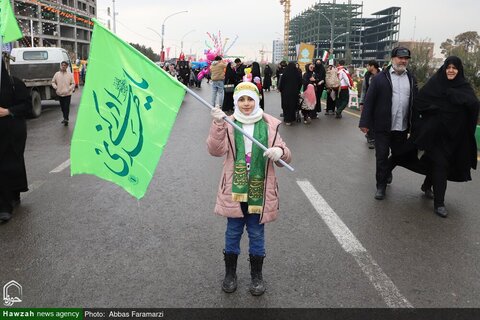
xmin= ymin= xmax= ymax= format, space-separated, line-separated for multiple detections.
xmin=233 ymin=82 xmax=263 ymax=124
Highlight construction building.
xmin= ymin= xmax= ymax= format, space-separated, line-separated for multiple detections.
xmin=12 ymin=0 xmax=96 ymax=59
xmin=288 ymin=1 xmax=401 ymax=66
xmin=272 ymin=39 xmax=284 ymax=63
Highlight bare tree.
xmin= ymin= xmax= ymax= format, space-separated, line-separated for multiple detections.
xmin=440 ymin=31 xmax=480 ymax=94
xmin=408 ymin=38 xmax=434 ymax=86
xmin=454 ymin=31 xmax=480 ymax=53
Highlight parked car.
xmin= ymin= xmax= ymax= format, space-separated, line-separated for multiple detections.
xmin=9 ymin=47 xmax=72 ymax=117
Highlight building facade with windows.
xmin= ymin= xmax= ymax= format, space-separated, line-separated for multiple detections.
xmin=288 ymin=1 xmax=401 ymax=66
xmin=272 ymin=39 xmax=284 ymax=64
xmin=12 ymin=0 xmax=96 ymax=59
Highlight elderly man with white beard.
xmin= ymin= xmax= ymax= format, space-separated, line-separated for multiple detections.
xmin=359 ymin=47 xmax=418 ymax=200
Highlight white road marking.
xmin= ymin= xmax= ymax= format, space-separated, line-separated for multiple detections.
xmin=24 ymin=180 xmax=46 ymax=197
xmin=297 ymin=179 xmax=413 ymax=308
xmin=50 ymin=159 xmax=71 ymax=173
xmin=343 ymin=110 xmax=360 ymax=118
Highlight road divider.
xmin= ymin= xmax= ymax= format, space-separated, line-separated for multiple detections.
xmin=50 ymin=159 xmax=71 ymax=173
xmin=24 ymin=180 xmax=46 ymax=197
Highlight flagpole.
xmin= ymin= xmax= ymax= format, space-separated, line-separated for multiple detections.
xmin=184 ymin=86 xmax=294 ymax=172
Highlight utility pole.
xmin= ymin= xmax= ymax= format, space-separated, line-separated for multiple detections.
xmin=30 ymin=19 xmax=34 ymax=47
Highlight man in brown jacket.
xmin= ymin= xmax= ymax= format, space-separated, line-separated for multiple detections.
xmin=210 ymin=56 xmax=227 ymax=107
xmin=52 ymin=61 xmax=75 ymax=126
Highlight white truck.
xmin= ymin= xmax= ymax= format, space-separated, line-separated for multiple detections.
xmin=9 ymin=47 xmax=73 ymax=118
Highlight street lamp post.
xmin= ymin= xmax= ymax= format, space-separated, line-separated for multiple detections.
xmin=318 ymin=11 xmax=334 ymax=53
xmin=149 ymin=10 xmax=188 ymax=63
xmin=180 ymin=29 xmax=195 ymax=55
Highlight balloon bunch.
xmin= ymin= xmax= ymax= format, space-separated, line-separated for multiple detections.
xmin=196 ymin=31 xmax=238 ymax=81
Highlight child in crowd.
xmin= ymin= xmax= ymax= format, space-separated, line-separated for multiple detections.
xmin=206 ymin=82 xmax=292 ymax=296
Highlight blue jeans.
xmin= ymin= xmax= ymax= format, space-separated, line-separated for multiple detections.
xmin=225 ymin=202 xmax=265 ymax=256
xmin=211 ymin=80 xmax=224 ymax=107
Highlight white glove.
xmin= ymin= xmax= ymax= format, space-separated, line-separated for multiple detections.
xmin=263 ymin=147 xmax=283 ymax=162
xmin=211 ymin=107 xmax=226 ymax=124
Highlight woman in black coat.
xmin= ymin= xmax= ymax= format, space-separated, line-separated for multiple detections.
xmin=222 ymin=62 xmax=236 ymax=114
xmin=278 ymin=62 xmax=302 ymax=125
xmin=411 ymin=56 xmax=479 ymax=218
xmin=302 ymin=63 xmax=319 ymax=123
xmin=250 ymin=62 xmax=264 ymax=109
xmin=263 ymin=64 xmax=273 ymax=91
xmin=0 ymin=57 xmax=31 ymax=222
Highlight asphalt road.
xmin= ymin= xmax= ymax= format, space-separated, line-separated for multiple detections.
xmin=1 ymin=83 xmax=479 ymax=308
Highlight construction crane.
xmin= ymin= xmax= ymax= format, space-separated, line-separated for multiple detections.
xmin=279 ymin=0 xmax=291 ymax=59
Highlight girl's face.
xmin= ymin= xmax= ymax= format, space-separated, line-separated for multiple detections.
xmin=309 ymin=64 xmax=314 ymax=71
xmin=237 ymin=95 xmax=255 ymax=115
xmin=446 ymin=64 xmax=458 ymax=80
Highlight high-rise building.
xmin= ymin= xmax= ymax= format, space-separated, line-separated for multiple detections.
xmin=288 ymin=1 xmax=401 ymax=66
xmin=12 ymin=0 xmax=96 ymax=59
xmin=272 ymin=39 xmax=284 ymax=64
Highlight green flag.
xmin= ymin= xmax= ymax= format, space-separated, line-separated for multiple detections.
xmin=0 ymin=0 xmax=23 ymax=43
xmin=71 ymin=20 xmax=186 ymax=199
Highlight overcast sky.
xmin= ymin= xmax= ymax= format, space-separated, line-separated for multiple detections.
xmin=96 ymin=0 xmax=479 ymax=61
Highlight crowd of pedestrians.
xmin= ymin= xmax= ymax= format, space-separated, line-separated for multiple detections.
xmin=1 ymin=45 xmax=478 ymax=300
xmin=202 ymin=47 xmax=478 ymax=296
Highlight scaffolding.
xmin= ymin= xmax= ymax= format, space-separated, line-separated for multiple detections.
xmin=288 ymin=1 xmax=400 ymax=66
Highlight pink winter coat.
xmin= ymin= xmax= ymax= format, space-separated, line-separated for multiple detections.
xmin=206 ymin=113 xmax=292 ymax=224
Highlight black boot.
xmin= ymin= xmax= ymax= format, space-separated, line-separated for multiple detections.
xmin=222 ymin=252 xmax=238 ymax=293
xmin=249 ymin=255 xmax=266 ymax=296
xmin=375 ymin=185 xmax=386 ymax=200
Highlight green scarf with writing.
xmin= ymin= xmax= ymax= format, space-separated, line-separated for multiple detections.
xmin=232 ymin=119 xmax=268 ymax=214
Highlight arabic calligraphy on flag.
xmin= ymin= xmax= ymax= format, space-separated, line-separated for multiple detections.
xmin=71 ymin=20 xmax=186 ymax=199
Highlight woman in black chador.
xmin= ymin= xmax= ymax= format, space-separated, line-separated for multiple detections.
xmin=222 ymin=62 xmax=236 ymax=114
xmin=263 ymin=64 xmax=272 ymax=91
xmin=250 ymin=62 xmax=265 ymax=109
xmin=0 ymin=54 xmax=31 ymax=223
xmin=411 ymin=56 xmax=479 ymax=218
xmin=278 ymin=62 xmax=302 ymax=125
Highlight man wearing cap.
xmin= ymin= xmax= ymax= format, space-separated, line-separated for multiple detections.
xmin=359 ymin=47 xmax=418 ymax=200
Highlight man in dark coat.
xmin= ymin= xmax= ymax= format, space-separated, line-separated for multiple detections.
xmin=234 ymin=58 xmax=245 ymax=85
xmin=0 ymin=55 xmax=31 ymax=222
xmin=359 ymin=60 xmax=382 ymax=149
xmin=359 ymin=47 xmax=418 ymax=200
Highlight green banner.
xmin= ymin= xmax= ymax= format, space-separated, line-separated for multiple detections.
xmin=1 ymin=309 xmax=82 ymax=320
xmin=70 ymin=20 xmax=186 ymax=199
xmin=0 ymin=0 xmax=23 ymax=43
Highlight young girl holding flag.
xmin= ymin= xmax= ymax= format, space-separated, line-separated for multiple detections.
xmin=207 ymin=82 xmax=292 ymax=296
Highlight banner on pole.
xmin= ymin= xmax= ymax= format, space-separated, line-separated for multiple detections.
xmin=297 ymin=42 xmax=315 ymax=72
xmin=71 ymin=20 xmax=186 ymax=199
xmin=0 ymin=0 xmax=23 ymax=43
